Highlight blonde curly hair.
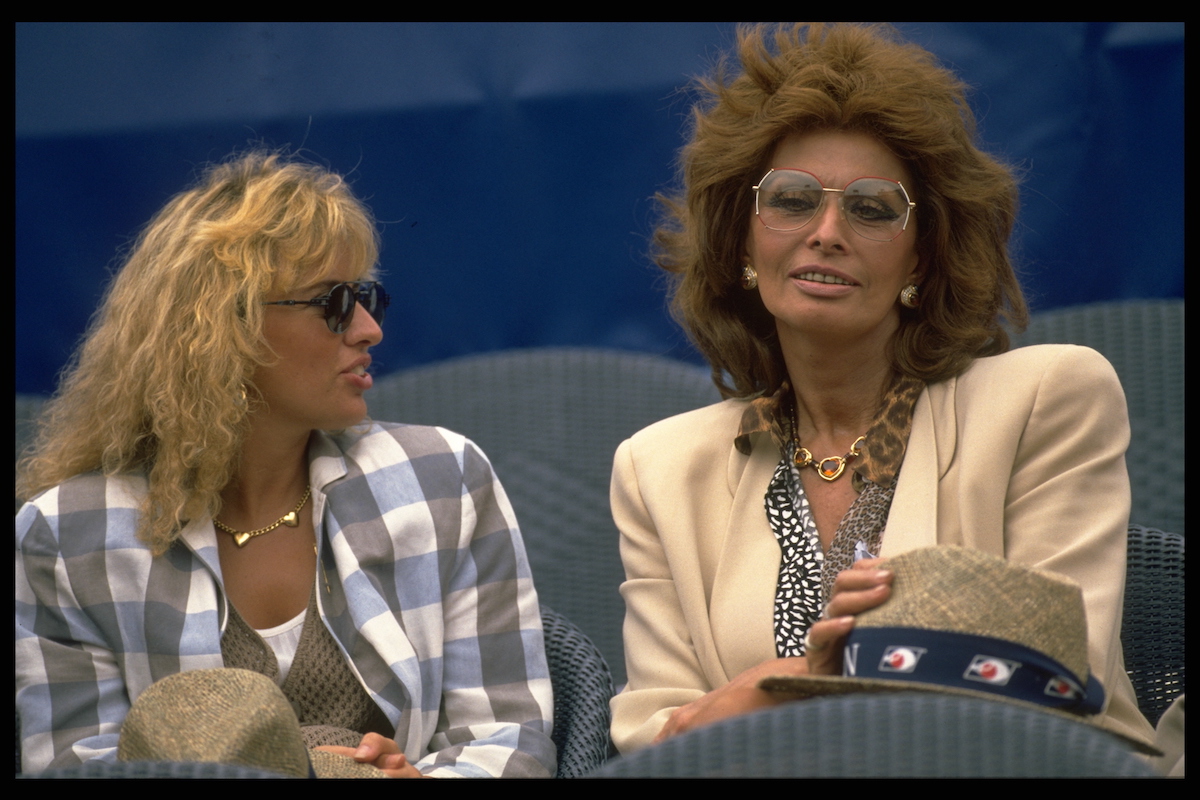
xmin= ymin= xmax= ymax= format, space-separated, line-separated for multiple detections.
xmin=17 ymin=151 xmax=380 ymax=554
xmin=657 ymin=23 xmax=1028 ymax=397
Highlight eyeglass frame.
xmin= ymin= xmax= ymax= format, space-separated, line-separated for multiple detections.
xmin=752 ymin=168 xmax=917 ymax=242
xmin=262 ymin=281 xmax=390 ymax=334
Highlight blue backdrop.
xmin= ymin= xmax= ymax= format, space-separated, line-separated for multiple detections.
xmin=16 ymin=22 xmax=1183 ymax=396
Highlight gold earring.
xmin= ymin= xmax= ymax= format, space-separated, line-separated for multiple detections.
xmin=741 ymin=264 xmax=758 ymax=290
xmin=900 ymin=284 xmax=919 ymax=309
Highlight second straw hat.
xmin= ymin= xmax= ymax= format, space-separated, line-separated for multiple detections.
xmin=118 ymin=667 xmax=387 ymax=778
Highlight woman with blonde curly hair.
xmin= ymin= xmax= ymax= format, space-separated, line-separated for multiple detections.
xmin=610 ymin=23 xmax=1155 ymax=753
xmin=17 ymin=151 xmax=555 ymax=777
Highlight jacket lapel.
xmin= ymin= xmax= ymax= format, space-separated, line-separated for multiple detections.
xmin=708 ymin=430 xmax=785 ymax=682
xmin=311 ymin=437 xmax=423 ymax=749
xmin=882 ymin=377 xmax=957 ymax=556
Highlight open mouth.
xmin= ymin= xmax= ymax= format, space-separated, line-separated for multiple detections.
xmin=795 ymin=271 xmax=854 ymax=286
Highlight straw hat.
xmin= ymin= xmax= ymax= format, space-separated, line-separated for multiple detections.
xmin=759 ymin=546 xmax=1158 ymax=754
xmin=118 ymin=668 xmax=387 ymax=778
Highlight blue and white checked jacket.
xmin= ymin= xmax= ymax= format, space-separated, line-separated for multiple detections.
xmin=16 ymin=422 xmax=556 ymax=777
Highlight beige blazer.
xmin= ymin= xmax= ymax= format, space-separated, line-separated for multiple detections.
xmin=610 ymin=344 xmax=1155 ymax=753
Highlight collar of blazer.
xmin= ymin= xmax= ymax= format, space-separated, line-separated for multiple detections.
xmin=881 ymin=375 xmax=957 ymax=557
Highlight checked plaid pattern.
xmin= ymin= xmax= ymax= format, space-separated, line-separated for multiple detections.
xmin=17 ymin=422 xmax=555 ymax=777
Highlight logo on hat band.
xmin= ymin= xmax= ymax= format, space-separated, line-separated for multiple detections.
xmin=964 ymin=655 xmax=1021 ymax=686
xmin=879 ymin=646 xmax=926 ymax=673
xmin=1045 ymin=676 xmax=1086 ymax=702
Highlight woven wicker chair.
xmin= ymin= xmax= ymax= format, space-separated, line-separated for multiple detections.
xmin=592 ymin=692 xmax=1159 ymax=777
xmin=541 ymin=605 xmax=616 ymax=776
xmin=1123 ymin=526 xmax=1186 ymax=726
xmin=1012 ymin=299 xmax=1184 ymax=533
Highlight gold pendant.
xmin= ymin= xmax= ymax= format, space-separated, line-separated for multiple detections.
xmin=281 ymin=511 xmax=299 ymax=527
xmin=794 ymin=447 xmax=813 ymax=468
xmin=817 ymin=456 xmax=847 ymax=481
xmin=793 ymin=437 xmax=867 ymax=482
xmin=233 ymin=531 xmax=253 ymax=547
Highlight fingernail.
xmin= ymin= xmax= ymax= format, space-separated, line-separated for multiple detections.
xmin=355 ymin=745 xmax=370 ymax=758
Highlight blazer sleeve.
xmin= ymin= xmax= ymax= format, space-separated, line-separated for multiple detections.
xmin=993 ymin=346 xmax=1153 ymax=745
xmin=608 ymin=438 xmax=712 ymax=754
xmin=16 ymin=498 xmax=129 ymax=772
xmin=415 ymin=438 xmax=557 ymax=778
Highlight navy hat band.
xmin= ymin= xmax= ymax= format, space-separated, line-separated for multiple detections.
xmin=843 ymin=627 xmax=1105 ymax=715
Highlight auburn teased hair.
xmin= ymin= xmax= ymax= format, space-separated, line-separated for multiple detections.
xmin=656 ymin=23 xmax=1027 ymax=397
xmin=17 ymin=151 xmax=379 ymax=554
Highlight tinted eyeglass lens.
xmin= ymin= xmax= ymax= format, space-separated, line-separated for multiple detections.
xmin=757 ymin=171 xmax=910 ymax=242
xmin=325 ymin=282 xmax=389 ymax=333
xmin=758 ymin=171 xmax=824 ymax=231
xmin=364 ymin=283 xmax=388 ymax=323
xmin=360 ymin=283 xmax=388 ymax=326
xmin=326 ymin=283 xmax=358 ymax=333
xmin=841 ymin=179 xmax=910 ymax=241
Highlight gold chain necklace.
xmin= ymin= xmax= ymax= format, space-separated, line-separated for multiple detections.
xmin=792 ymin=408 xmax=866 ymax=482
xmin=214 ymin=485 xmax=311 ymax=547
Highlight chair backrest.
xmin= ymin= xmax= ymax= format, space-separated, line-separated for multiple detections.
xmin=369 ymin=347 xmax=720 ymax=684
xmin=592 ymin=692 xmax=1158 ymax=777
xmin=1011 ymin=299 xmax=1184 ymax=532
xmin=540 ymin=605 xmax=615 ymax=777
xmin=1122 ymin=525 xmax=1186 ymax=726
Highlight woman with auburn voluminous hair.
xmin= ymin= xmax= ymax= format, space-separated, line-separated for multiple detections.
xmin=610 ymin=23 xmax=1155 ymax=754
xmin=17 ymin=151 xmax=555 ymax=777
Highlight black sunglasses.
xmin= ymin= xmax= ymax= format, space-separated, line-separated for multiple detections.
xmin=263 ymin=281 xmax=389 ymax=334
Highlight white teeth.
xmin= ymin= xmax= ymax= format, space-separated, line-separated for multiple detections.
xmin=797 ymin=272 xmax=852 ymax=285
xmin=351 ymin=366 xmax=366 ymax=376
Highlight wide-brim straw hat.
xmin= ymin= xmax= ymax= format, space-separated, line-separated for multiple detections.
xmin=118 ymin=668 xmax=387 ymax=778
xmin=759 ymin=546 xmax=1160 ymax=755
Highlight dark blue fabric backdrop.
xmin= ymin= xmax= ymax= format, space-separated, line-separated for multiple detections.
xmin=16 ymin=22 xmax=1183 ymax=396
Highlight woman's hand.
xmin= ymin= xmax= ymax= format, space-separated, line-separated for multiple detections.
xmin=806 ymin=558 xmax=893 ymax=674
xmin=314 ymin=733 xmax=428 ymax=778
xmin=652 ymin=617 xmax=853 ymax=743
xmin=652 ymin=654 xmax=819 ymax=744
xmin=653 ymin=559 xmax=893 ymax=744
